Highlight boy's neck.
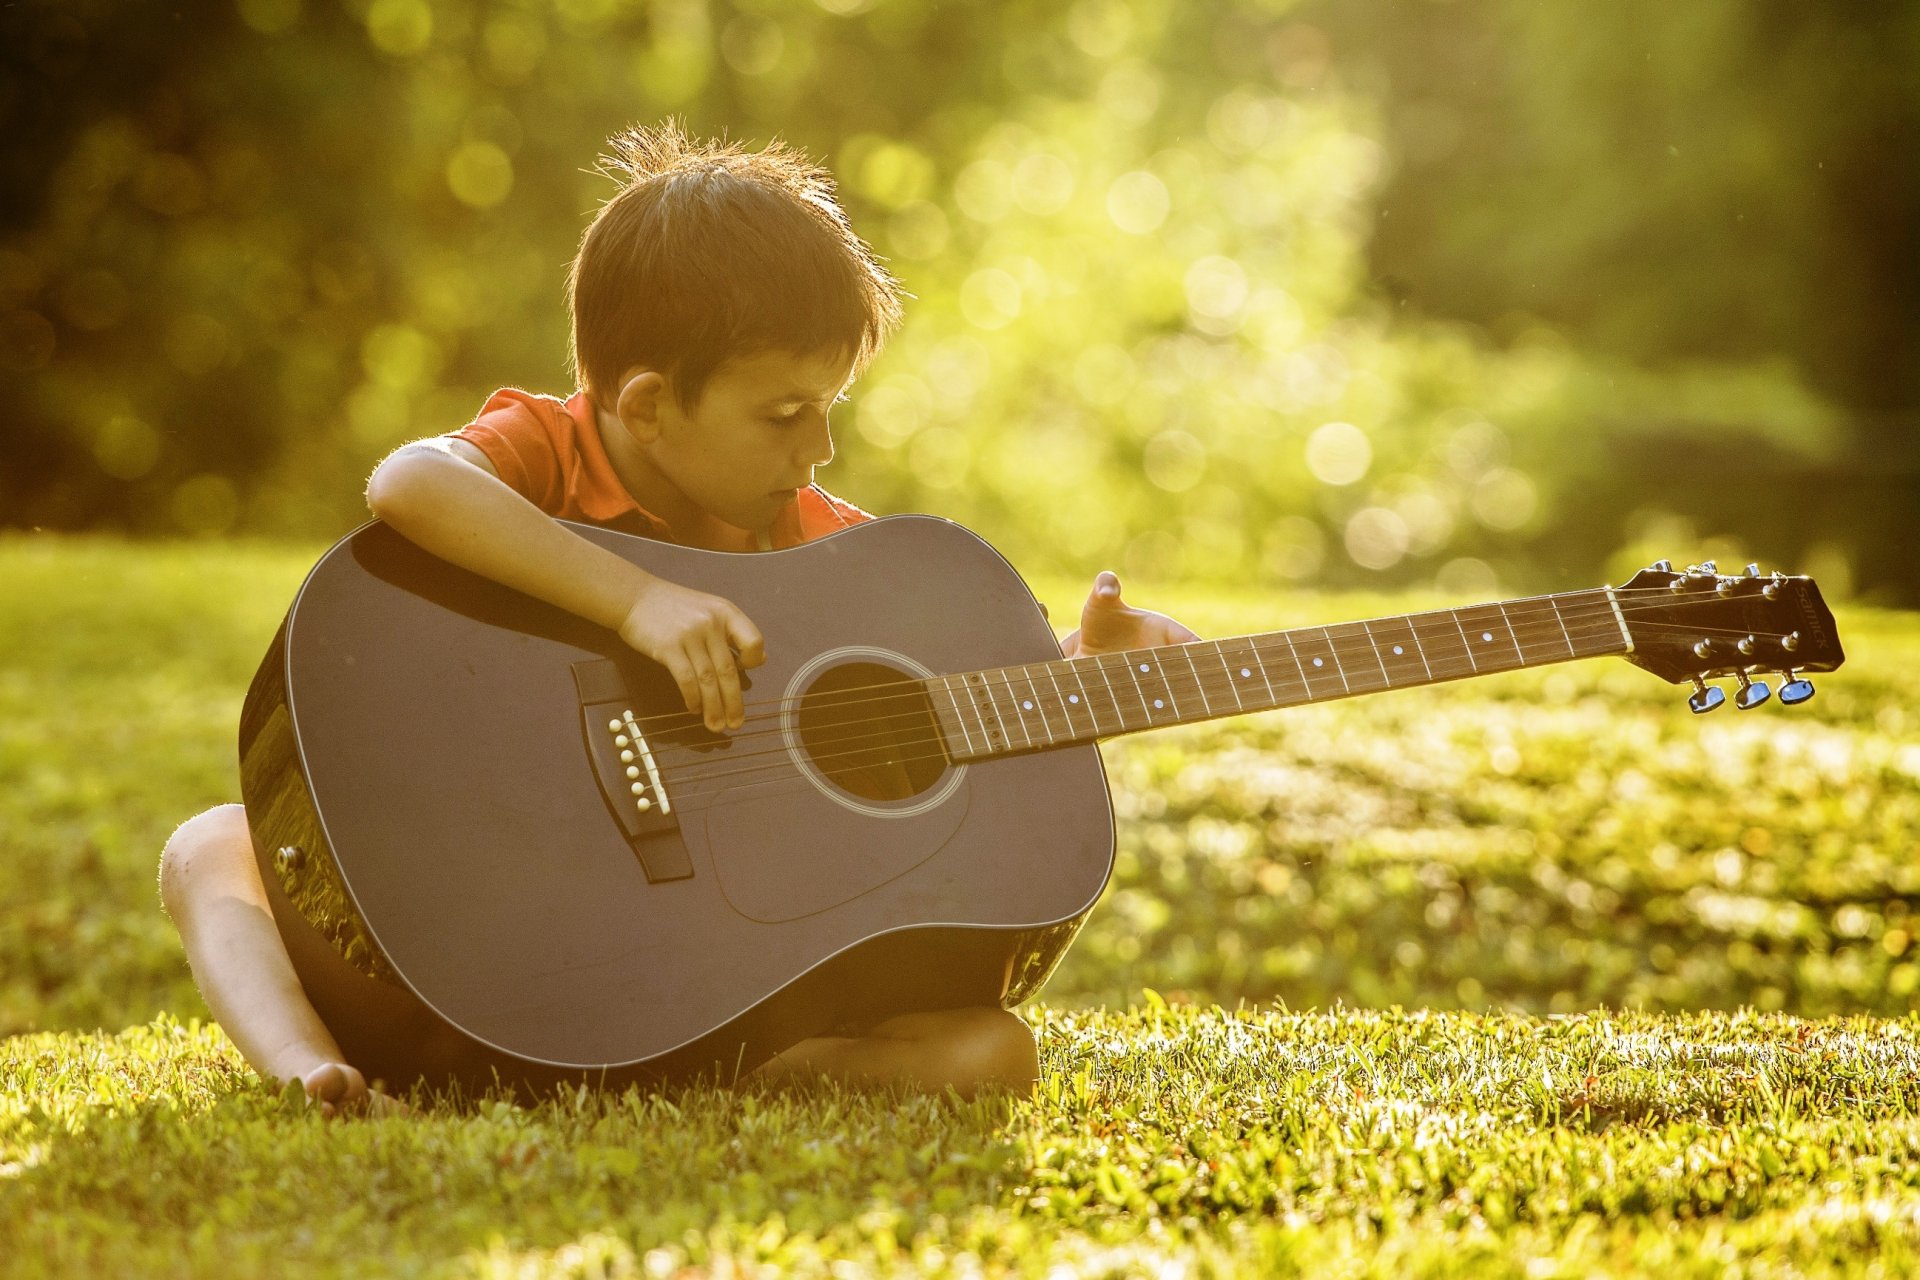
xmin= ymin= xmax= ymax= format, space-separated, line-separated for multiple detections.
xmin=592 ymin=404 xmax=764 ymax=552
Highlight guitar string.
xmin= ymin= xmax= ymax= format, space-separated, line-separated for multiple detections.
xmin=659 ymin=617 xmax=1818 ymax=813
xmin=628 ymin=608 xmax=1779 ymax=784
xmin=649 ymin=606 xmax=1817 ymax=800
xmin=636 ymin=602 xmax=1816 ymax=781
xmin=614 ymin=587 xmax=1813 ymax=744
xmin=663 ymin=628 xmax=1825 ymax=813
xmin=632 ymin=598 xmax=1814 ymax=765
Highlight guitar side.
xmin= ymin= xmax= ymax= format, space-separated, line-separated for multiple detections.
xmin=239 ymin=515 xmax=1115 ymax=1097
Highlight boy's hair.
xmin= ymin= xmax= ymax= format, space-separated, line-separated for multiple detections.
xmin=570 ymin=121 xmax=905 ymax=411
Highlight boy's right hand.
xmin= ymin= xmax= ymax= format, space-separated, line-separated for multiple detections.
xmin=618 ymin=579 xmax=766 ymax=732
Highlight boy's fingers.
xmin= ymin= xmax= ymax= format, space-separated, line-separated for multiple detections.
xmin=661 ymin=651 xmax=701 ymax=716
xmin=706 ymin=632 xmax=744 ymax=729
xmin=727 ymin=611 xmax=766 ymax=668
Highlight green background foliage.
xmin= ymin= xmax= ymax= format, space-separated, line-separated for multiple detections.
xmin=3 ymin=0 xmax=1914 ymax=598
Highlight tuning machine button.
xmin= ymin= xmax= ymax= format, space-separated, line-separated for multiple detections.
xmin=1649 ymin=559 xmax=1673 ymax=573
xmin=1778 ymin=672 xmax=1816 ymax=705
xmin=1688 ymin=678 xmax=1726 ymax=714
xmin=1733 ymin=673 xmax=1772 ymax=710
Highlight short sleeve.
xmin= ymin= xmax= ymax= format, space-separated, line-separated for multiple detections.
xmin=451 ymin=389 xmax=568 ymax=512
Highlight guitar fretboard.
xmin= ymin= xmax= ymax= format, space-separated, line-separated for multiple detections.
xmin=926 ymin=589 xmax=1632 ymax=762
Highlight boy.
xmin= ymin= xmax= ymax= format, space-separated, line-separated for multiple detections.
xmin=159 ymin=123 xmax=1198 ymax=1115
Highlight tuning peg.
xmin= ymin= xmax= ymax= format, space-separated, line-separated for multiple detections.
xmin=1688 ymin=678 xmax=1726 ymax=714
xmin=1778 ymin=672 xmax=1816 ymax=705
xmin=1733 ymin=673 xmax=1772 ymax=710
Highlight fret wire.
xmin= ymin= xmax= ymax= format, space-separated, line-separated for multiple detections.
xmin=1494 ymin=602 xmax=1527 ymax=664
xmin=1215 ymin=639 xmax=1247 ymax=713
xmin=1322 ymin=628 xmax=1352 ymax=693
xmin=1104 ymin=652 xmax=1149 ymax=728
xmin=1034 ymin=665 xmax=1059 ymax=744
xmin=1449 ymin=610 xmax=1481 ymax=673
xmin=1039 ymin=664 xmax=1074 ymax=741
xmin=1358 ymin=620 xmax=1393 ymax=686
xmin=1015 ymin=664 xmax=1054 ymax=745
xmin=1120 ymin=653 xmax=1156 ymax=724
xmin=1072 ymin=659 xmax=1106 ymax=737
xmin=1183 ymin=647 xmax=1214 ymax=716
xmin=1280 ymin=631 xmax=1312 ymax=693
xmin=989 ymin=670 xmax=1032 ymax=751
xmin=1406 ymin=617 xmax=1434 ymax=680
xmin=939 ymin=677 xmax=978 ymax=757
xmin=1249 ymin=639 xmax=1280 ymax=705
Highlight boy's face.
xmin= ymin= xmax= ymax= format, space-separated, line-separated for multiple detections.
xmin=640 ymin=347 xmax=853 ymax=534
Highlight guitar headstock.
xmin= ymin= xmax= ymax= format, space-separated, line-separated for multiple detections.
xmin=1617 ymin=560 xmax=1844 ymax=713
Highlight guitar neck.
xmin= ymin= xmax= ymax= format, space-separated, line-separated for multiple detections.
xmin=927 ymin=588 xmax=1634 ymax=762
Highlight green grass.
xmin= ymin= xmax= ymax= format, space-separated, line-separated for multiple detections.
xmin=4 ymin=533 xmax=1919 ymax=1275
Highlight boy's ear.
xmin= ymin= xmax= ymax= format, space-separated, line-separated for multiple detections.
xmin=612 ymin=368 xmax=670 ymax=442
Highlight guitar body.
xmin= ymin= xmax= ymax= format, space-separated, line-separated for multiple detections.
xmin=239 ymin=515 xmax=1114 ymax=1097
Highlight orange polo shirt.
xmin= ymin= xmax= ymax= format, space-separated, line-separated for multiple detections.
xmin=451 ymin=388 xmax=872 ymax=549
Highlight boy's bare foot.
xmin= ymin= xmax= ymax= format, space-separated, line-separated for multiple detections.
xmin=299 ymin=1061 xmax=411 ymax=1118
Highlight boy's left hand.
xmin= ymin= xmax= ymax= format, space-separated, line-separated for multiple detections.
xmin=1059 ymin=571 xmax=1200 ymax=657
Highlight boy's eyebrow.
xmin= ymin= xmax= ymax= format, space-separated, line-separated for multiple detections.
xmin=759 ymin=387 xmax=851 ymax=407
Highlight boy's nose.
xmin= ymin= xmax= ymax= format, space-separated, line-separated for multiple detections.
xmin=802 ymin=417 xmax=834 ymax=468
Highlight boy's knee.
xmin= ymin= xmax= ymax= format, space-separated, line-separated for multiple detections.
xmin=953 ymin=1006 xmax=1039 ymax=1096
xmin=158 ymin=804 xmax=254 ymax=917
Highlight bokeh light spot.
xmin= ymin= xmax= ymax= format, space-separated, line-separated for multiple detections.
xmin=1184 ymin=255 xmax=1249 ymax=334
xmin=164 ymin=313 xmax=230 ymax=376
xmin=1345 ymin=506 xmax=1410 ymax=570
xmin=93 ymin=416 xmax=161 ymax=481
xmin=719 ymin=15 xmax=783 ymax=76
xmin=1305 ymin=421 xmax=1371 ymax=486
xmin=170 ymin=474 xmax=240 ymax=535
xmin=1144 ymin=430 xmax=1206 ymax=493
xmin=1012 ymin=153 xmax=1075 ymax=216
xmin=959 ymin=268 xmax=1022 ymax=330
xmin=365 ymin=0 xmax=432 ymax=55
xmin=446 ymin=142 xmax=514 ymax=209
xmin=1470 ymin=467 xmax=1539 ymax=531
xmin=1106 ymin=171 xmax=1169 ymax=235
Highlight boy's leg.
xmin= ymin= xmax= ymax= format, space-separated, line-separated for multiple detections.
xmin=748 ymin=1006 xmax=1039 ymax=1099
xmin=158 ymin=804 xmax=391 ymax=1115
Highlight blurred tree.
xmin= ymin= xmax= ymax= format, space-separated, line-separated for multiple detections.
xmin=1312 ymin=0 xmax=1919 ymax=597
xmin=0 ymin=0 xmax=1905 ymax=599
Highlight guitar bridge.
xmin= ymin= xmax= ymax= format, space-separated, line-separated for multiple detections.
xmin=573 ymin=659 xmax=690 ymax=882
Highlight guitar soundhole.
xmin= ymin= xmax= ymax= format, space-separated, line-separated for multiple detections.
xmin=795 ymin=662 xmax=948 ymax=803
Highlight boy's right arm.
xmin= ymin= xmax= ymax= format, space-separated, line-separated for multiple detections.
xmin=365 ymin=440 xmax=762 ymax=731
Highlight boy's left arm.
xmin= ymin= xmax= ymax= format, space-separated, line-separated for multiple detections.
xmin=1059 ymin=570 xmax=1199 ymax=656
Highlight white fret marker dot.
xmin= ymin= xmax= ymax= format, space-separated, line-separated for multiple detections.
xmin=1313 ymin=657 xmax=1324 ymax=667
xmin=1153 ymin=698 xmax=1164 ymax=710
xmin=1240 ymin=667 xmax=1251 ymax=678
xmin=1392 ymin=646 xmax=1404 ymax=656
xmin=1139 ymin=663 xmax=1150 ymax=672
xmin=1021 ymin=699 xmax=1033 ymax=711
xmin=1068 ymin=694 xmax=1080 ymax=704
xmin=1481 ymin=631 xmax=1493 ymax=642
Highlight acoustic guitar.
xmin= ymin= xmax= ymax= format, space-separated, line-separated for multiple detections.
xmin=239 ymin=516 xmax=1843 ymax=1096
